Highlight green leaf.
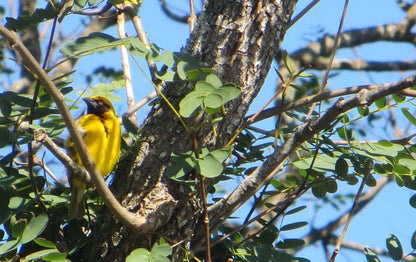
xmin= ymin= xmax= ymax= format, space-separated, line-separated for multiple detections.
xmin=21 ymin=214 xmax=49 ymax=244
xmin=160 ymin=50 xmax=175 ymax=68
xmin=393 ymin=164 xmax=411 ymax=175
xmin=111 ymin=0 xmax=142 ymax=5
xmin=204 ymin=93 xmax=223 ymax=109
xmin=8 ymin=196 xmax=27 ymax=209
xmin=210 ymin=148 xmax=230 ymax=163
xmin=386 ymin=234 xmax=403 ymax=261
xmin=24 ymin=249 xmax=66 ymax=261
xmin=375 ymin=97 xmax=386 ymax=109
xmin=60 ymin=32 xmax=118 ymax=58
xmin=281 ymin=50 xmax=294 ymax=74
xmin=337 ymin=127 xmax=352 ymax=141
xmin=150 ymin=243 xmax=171 ymax=262
xmin=344 ymin=175 xmax=359 ymax=185
xmin=155 ymin=71 xmax=177 ymax=81
xmin=394 ymin=174 xmax=405 ymax=187
xmin=198 ymin=155 xmax=223 ymax=178
xmin=2 ymin=91 xmax=34 ymax=107
xmin=177 ymin=60 xmax=189 ymax=80
xmin=364 ymin=247 xmax=381 ymax=262
xmin=259 ymin=227 xmax=278 ymax=244
xmin=0 ymin=127 xmax=11 ymax=148
xmin=34 ymin=238 xmax=57 ymax=248
xmin=398 ymin=158 xmax=416 ymax=171
xmin=357 ymin=105 xmax=369 ymax=116
xmin=275 ymin=238 xmax=305 ymax=249
xmin=392 ymin=94 xmax=405 ymax=103
xmin=128 ymin=37 xmax=148 ymax=58
xmin=0 ymin=239 xmax=20 ymax=255
xmin=215 ymin=84 xmax=241 ymax=102
xmin=363 ymin=141 xmax=404 ymax=157
xmin=179 ymin=91 xmax=204 ymax=117
xmin=280 ymin=222 xmax=308 ymax=231
xmin=293 ymin=154 xmax=338 ymax=173
xmin=312 ymin=182 xmax=326 ymax=198
xmin=335 ymin=158 xmax=348 ymax=177
xmin=11 ymin=218 xmax=27 ymax=239
xmin=401 ymin=108 xmax=416 ymax=126
xmin=205 ymin=74 xmax=222 ymax=88
xmin=325 ymin=178 xmax=338 ymax=193
xmin=411 ymin=231 xmax=416 ymax=250
xmin=195 ymin=81 xmax=215 ymax=92
xmin=0 ymin=98 xmax=11 ymax=117
xmin=365 ymin=174 xmax=377 ymax=187
xmin=409 ymin=194 xmax=416 ymax=209
xmin=167 ymin=152 xmax=196 ymax=179
xmin=126 ymin=248 xmax=150 ymax=262
xmin=285 ymin=205 xmax=307 ymax=216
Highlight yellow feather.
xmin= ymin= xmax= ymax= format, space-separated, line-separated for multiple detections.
xmin=68 ymin=96 xmax=121 ymax=219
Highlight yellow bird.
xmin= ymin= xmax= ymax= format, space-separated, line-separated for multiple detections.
xmin=67 ymin=96 xmax=121 ymax=219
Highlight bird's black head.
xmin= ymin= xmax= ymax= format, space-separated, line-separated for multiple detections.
xmin=83 ymin=96 xmax=111 ymax=116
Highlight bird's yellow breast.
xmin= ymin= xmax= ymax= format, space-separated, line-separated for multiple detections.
xmin=69 ymin=110 xmax=121 ymax=177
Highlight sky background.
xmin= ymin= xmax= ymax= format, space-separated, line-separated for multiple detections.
xmin=4 ymin=0 xmax=416 ymax=261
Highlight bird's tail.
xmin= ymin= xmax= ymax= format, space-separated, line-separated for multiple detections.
xmin=68 ymin=180 xmax=86 ymax=220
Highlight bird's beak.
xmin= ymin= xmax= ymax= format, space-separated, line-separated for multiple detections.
xmin=83 ymin=97 xmax=98 ymax=112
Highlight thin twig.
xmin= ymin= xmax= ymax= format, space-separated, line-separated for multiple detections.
xmin=122 ymin=91 xmax=157 ymax=119
xmin=328 ymin=162 xmax=372 ymax=262
xmin=305 ymin=0 xmax=350 ymax=119
xmin=199 ymin=174 xmax=211 ymax=262
xmin=248 ymin=83 xmax=379 ymax=124
xmin=192 ymin=132 xmax=211 ymax=262
xmin=33 ymin=129 xmax=91 ymax=185
xmin=71 ymin=2 xmax=112 ymax=16
xmin=287 ymin=0 xmax=321 ymax=29
xmin=116 ymin=8 xmax=138 ymax=125
xmin=188 ymin=0 xmax=196 ymax=32
xmin=27 ymin=17 xmax=58 ymax=196
xmin=122 ymin=5 xmax=158 ymax=79
xmin=159 ymin=0 xmax=189 ymax=23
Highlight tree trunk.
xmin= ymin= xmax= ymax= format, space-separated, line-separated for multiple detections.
xmin=84 ymin=0 xmax=297 ymax=260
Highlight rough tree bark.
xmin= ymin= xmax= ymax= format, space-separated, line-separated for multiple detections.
xmin=84 ymin=1 xmax=297 ymax=260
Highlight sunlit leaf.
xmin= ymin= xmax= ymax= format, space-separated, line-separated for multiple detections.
xmin=34 ymin=238 xmax=57 ymax=249
xmin=205 ymin=74 xmax=222 ymax=88
xmin=126 ymin=248 xmax=149 ymax=262
xmin=21 ymin=214 xmax=49 ymax=244
xmin=60 ymin=32 xmax=119 ymax=58
xmin=198 ymin=155 xmax=223 ymax=178
xmin=204 ymin=93 xmax=223 ymax=109
xmin=375 ymin=97 xmax=386 ymax=109
xmin=364 ymin=247 xmax=381 ymax=262
xmin=179 ymin=91 xmax=204 ymax=117
xmin=401 ymin=108 xmax=416 ymax=127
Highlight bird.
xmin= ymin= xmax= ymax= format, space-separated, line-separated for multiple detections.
xmin=67 ymin=96 xmax=121 ymax=219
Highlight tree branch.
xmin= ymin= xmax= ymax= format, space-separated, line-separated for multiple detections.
xmin=281 ymin=22 xmax=416 ymax=72
xmin=33 ymin=129 xmax=91 ymax=186
xmin=208 ymin=73 xmax=416 ymax=225
xmin=158 ymin=0 xmax=189 ymax=23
